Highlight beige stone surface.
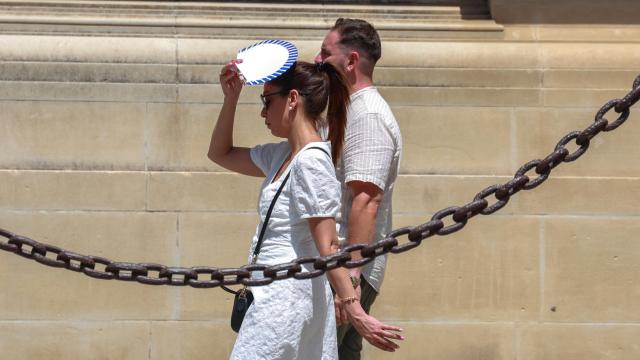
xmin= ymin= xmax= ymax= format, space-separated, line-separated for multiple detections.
xmin=379 ymin=87 xmax=541 ymax=107
xmin=146 ymin=103 xmax=275 ymax=171
xmin=368 ymin=323 xmax=515 ymax=360
xmin=150 ymin=321 xmax=237 ymax=360
xmin=0 ymin=61 xmax=175 ymax=83
xmin=177 ymin=212 xmax=257 ymax=319
xmin=514 ymin=108 xmax=640 ymax=177
xmin=0 ymin=34 xmax=176 ymax=63
xmin=542 ymin=88 xmax=631 ymax=108
xmin=542 ymin=218 xmax=640 ymax=323
xmin=375 ymin=68 xmax=541 ymax=88
xmin=491 ymin=0 xmax=640 ymax=25
xmin=518 ymin=324 xmax=640 ymax=360
xmin=0 ymin=81 xmax=176 ymax=102
xmin=512 ymin=177 xmax=640 ymax=215
xmin=503 ymin=25 xmax=640 ymax=42
xmin=1 ymin=2 xmax=640 ymax=359
xmin=395 ymin=175 xmax=640 ymax=217
xmin=396 ymin=106 xmax=512 ymax=175
xmin=543 ymin=69 xmax=638 ymax=89
xmin=0 ymin=321 xmax=151 ymax=360
xmin=0 ymin=210 xmax=179 ymax=320
xmin=0 ymin=170 xmax=146 ymax=210
xmin=147 ymin=172 xmax=262 ymax=211
xmin=1 ymin=101 xmax=146 ymax=170
xmin=378 ymin=215 xmax=539 ymax=322
xmin=393 ymin=175 xmax=520 ymax=214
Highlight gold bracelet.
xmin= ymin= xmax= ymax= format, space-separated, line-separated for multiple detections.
xmin=339 ymin=296 xmax=359 ymax=305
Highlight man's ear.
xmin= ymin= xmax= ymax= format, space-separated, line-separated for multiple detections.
xmin=347 ymin=51 xmax=360 ymax=72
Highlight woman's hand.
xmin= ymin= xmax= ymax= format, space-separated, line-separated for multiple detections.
xmin=345 ymin=304 xmax=404 ymax=352
xmin=333 ymin=293 xmax=349 ymax=326
xmin=219 ymin=59 xmax=243 ymax=101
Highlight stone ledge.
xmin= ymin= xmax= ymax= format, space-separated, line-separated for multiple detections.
xmin=0 ymin=0 xmax=503 ymax=39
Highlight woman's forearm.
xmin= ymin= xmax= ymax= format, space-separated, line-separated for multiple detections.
xmin=208 ymin=98 xmax=238 ymax=162
xmin=308 ymin=218 xmax=363 ymax=315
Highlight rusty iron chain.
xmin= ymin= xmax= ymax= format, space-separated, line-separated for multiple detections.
xmin=1 ymin=74 xmax=639 ymax=290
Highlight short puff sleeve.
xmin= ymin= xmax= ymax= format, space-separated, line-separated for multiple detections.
xmin=290 ymin=149 xmax=341 ymax=220
xmin=250 ymin=141 xmax=290 ymax=176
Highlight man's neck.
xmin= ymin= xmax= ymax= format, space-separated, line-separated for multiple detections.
xmin=350 ymin=74 xmax=374 ymax=94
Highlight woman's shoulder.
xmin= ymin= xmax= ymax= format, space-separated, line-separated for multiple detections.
xmin=297 ymin=142 xmax=332 ymax=163
xmin=253 ymin=141 xmax=290 ymax=158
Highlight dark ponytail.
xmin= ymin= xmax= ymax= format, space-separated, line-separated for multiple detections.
xmin=321 ymin=63 xmax=350 ymax=164
xmin=268 ymin=61 xmax=350 ymax=165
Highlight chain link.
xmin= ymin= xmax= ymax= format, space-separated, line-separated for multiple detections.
xmin=1 ymin=73 xmax=639 ymax=289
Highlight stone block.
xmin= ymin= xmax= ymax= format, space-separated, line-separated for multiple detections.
xmin=147 ymin=172 xmax=262 ymax=211
xmin=542 ymin=88 xmax=630 ymax=108
xmin=395 ymin=106 xmax=512 ymax=175
xmin=0 ymin=34 xmax=176 ymax=63
xmin=377 ymin=215 xmax=539 ymax=322
xmin=540 ymin=42 xmax=640 ymax=70
xmin=0 ymin=101 xmax=146 ymax=170
xmin=176 ymin=213 xmax=258 ymax=319
xmin=491 ymin=0 xmax=640 ymax=26
xmin=379 ymin=87 xmax=541 ymax=107
xmin=0 ymin=61 xmax=175 ymax=83
xmin=150 ymin=321 xmax=236 ymax=360
xmin=177 ymin=83 xmax=263 ymax=104
xmin=393 ymin=175 xmax=519 ymax=214
xmin=0 ymin=170 xmax=146 ymax=211
xmin=535 ymin=25 xmax=640 ymax=43
xmin=146 ymin=103 xmax=276 ymax=171
xmin=0 ymin=210 xmax=179 ymax=320
xmin=378 ymin=41 xmax=540 ymax=69
xmin=512 ymin=177 xmax=640 ymax=216
xmin=514 ymin=108 xmax=640 ymax=177
xmin=0 ymin=81 xmax=175 ymax=102
xmin=543 ymin=69 xmax=639 ymax=89
xmin=178 ymin=64 xmax=220 ymax=84
xmin=542 ymin=218 xmax=640 ymax=322
xmin=0 ymin=321 xmax=150 ymax=360
xmin=376 ymin=68 xmax=541 ymax=88
xmin=368 ymin=323 xmax=514 ymax=360
xmin=518 ymin=324 xmax=640 ymax=360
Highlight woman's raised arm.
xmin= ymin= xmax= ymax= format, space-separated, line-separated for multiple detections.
xmin=208 ymin=59 xmax=263 ymax=177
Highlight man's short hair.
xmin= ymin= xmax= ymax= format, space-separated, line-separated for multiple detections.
xmin=330 ymin=18 xmax=381 ymax=64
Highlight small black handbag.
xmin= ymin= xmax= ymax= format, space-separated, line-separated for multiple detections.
xmin=230 ymin=286 xmax=254 ymax=332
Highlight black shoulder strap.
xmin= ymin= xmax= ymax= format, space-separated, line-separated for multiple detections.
xmin=251 ymin=171 xmax=290 ymax=260
xmin=221 ymin=145 xmax=332 ymax=294
xmin=251 ymin=145 xmax=331 ymax=260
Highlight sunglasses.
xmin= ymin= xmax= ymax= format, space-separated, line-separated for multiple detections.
xmin=260 ymin=88 xmax=291 ymax=108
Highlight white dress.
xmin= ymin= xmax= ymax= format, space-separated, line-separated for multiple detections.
xmin=230 ymin=141 xmax=341 ymax=360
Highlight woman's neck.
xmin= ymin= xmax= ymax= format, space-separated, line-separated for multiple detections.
xmin=287 ymin=115 xmax=322 ymax=154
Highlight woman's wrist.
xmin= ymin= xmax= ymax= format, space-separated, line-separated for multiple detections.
xmin=222 ymin=96 xmax=239 ymax=106
xmin=339 ymin=295 xmax=359 ymax=306
xmin=342 ymin=300 xmax=366 ymax=319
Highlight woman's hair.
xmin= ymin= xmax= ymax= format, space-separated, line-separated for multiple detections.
xmin=268 ymin=61 xmax=350 ymax=165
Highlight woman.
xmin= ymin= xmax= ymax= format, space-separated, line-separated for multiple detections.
xmin=208 ymin=59 xmax=403 ymax=359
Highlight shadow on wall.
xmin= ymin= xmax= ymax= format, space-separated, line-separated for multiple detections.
xmin=489 ymin=0 xmax=640 ymax=24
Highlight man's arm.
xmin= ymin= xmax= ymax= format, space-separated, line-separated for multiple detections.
xmin=346 ymin=180 xmax=383 ymax=279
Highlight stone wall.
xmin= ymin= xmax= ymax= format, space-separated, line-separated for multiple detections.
xmin=1 ymin=1 xmax=640 ymax=359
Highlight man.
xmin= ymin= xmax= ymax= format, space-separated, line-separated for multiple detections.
xmin=315 ymin=18 xmax=403 ymax=359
